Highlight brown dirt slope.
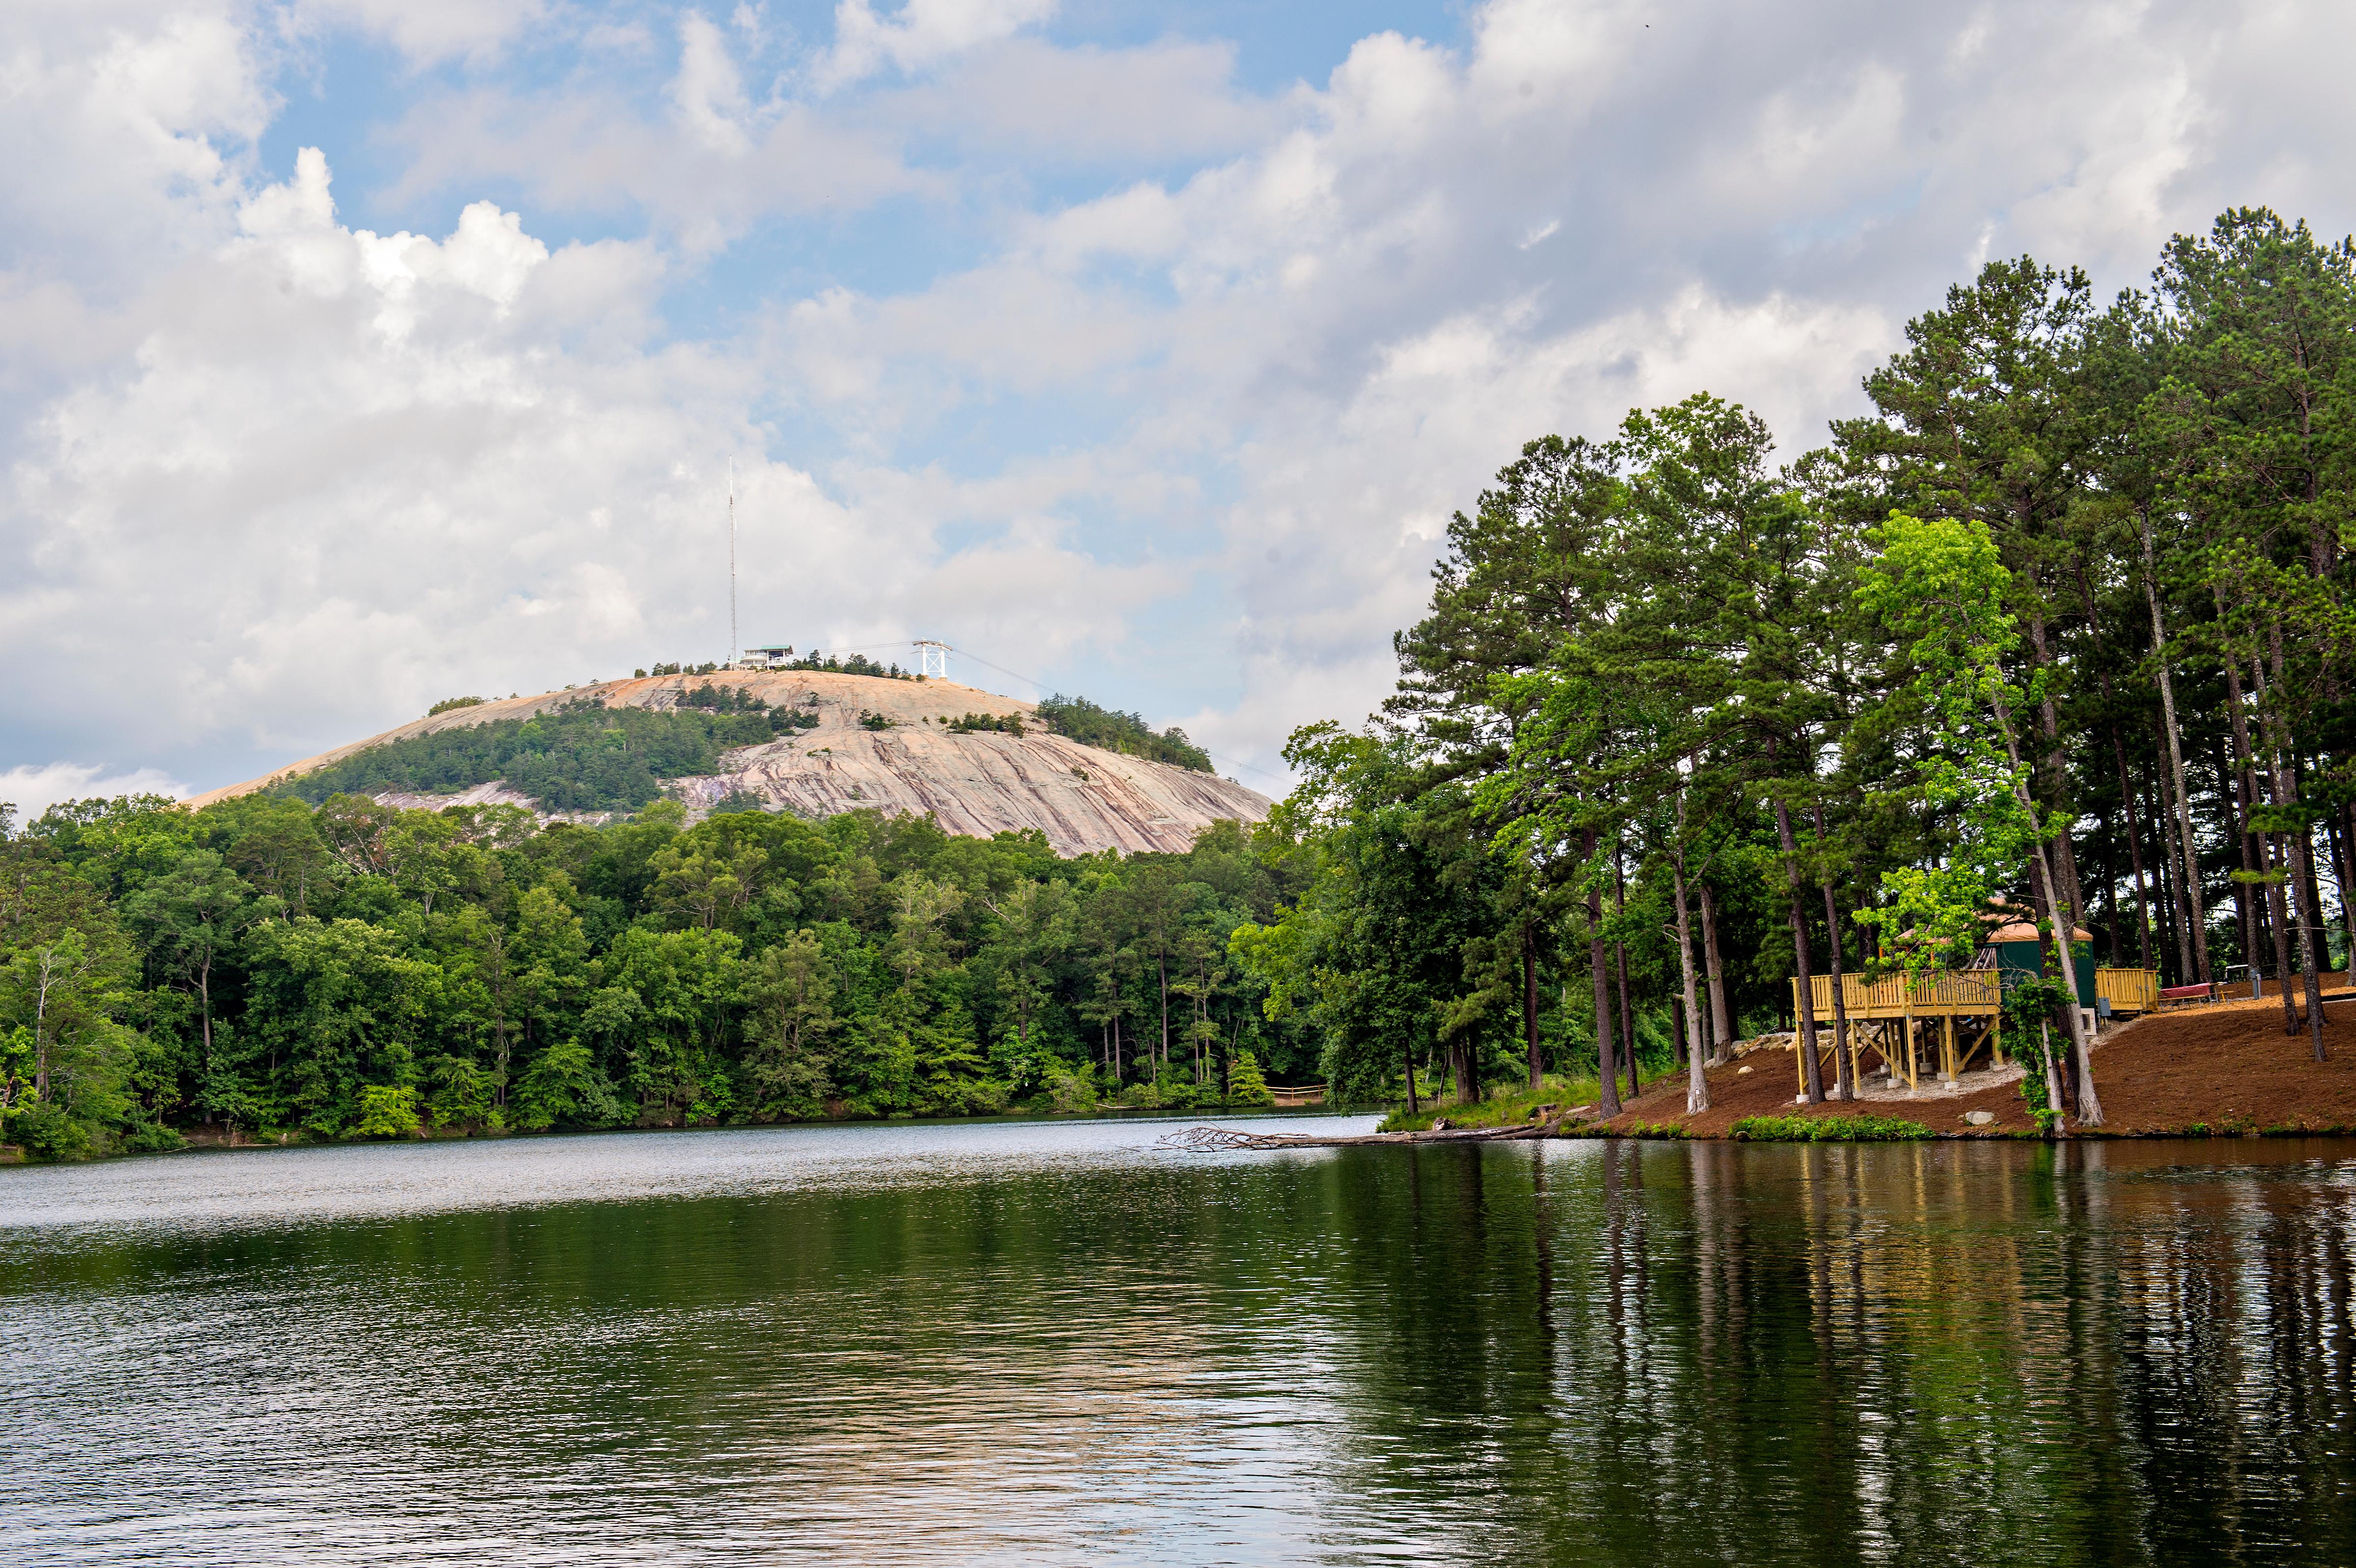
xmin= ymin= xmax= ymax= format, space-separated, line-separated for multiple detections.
xmin=186 ymin=670 xmax=1272 ymax=856
xmin=1600 ymin=993 xmax=2356 ymax=1139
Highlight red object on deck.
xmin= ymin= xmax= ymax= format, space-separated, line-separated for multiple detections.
xmin=2157 ymin=982 xmax=2216 ymax=1004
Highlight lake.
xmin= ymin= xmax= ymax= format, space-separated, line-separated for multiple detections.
xmin=4 ymin=1119 xmax=2353 ymax=1565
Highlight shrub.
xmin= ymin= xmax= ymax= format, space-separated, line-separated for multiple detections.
xmin=1731 ymin=1114 xmax=1933 ymax=1142
xmin=352 ymin=1084 xmax=420 ymax=1139
xmin=118 ymin=1120 xmax=186 ymax=1154
xmin=1225 ymin=1051 xmax=1276 ymax=1106
xmin=1043 ymin=1067 xmax=1099 ymax=1114
xmin=945 ymin=712 xmax=1025 ymax=736
xmin=428 ymin=696 xmax=485 ymax=715
xmin=8 ymin=1100 xmax=92 ymax=1160
xmin=679 ymin=682 xmax=767 ymax=714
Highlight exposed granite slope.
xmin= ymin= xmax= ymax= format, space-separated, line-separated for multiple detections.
xmin=188 ymin=670 xmax=1272 ymax=856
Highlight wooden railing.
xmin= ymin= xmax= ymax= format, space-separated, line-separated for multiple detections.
xmin=1803 ymin=970 xmax=2002 ymax=1020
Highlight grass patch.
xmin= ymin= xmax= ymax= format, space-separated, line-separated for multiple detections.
xmin=1379 ymin=1074 xmax=1601 ymax=1134
xmin=1618 ymin=1121 xmax=1690 ymax=1140
xmin=1731 ymin=1113 xmax=1934 ymax=1143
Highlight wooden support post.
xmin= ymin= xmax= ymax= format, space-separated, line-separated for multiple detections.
xmin=1903 ymin=998 xmax=1917 ymax=1089
xmin=1941 ymin=1013 xmax=1956 ymax=1084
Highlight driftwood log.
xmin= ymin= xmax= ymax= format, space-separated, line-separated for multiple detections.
xmin=1158 ymin=1115 xmax=1583 ymax=1153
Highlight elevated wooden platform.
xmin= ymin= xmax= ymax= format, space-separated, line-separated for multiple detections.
xmin=1791 ymin=974 xmax=2001 ymax=1093
xmin=1788 ymin=966 xmax=2164 ymax=1094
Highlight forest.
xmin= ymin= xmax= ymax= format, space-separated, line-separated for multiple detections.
xmin=3 ymin=205 xmax=2353 ymax=1154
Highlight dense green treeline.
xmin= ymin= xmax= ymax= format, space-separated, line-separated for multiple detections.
xmin=289 ymin=701 xmax=786 ymax=814
xmin=0 ymin=793 xmax=1333 ymax=1157
xmin=1229 ymin=206 xmax=2356 ymax=1130
xmin=1034 ymin=694 xmax=1214 ymax=772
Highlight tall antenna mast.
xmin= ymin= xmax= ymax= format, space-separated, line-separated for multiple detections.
xmin=727 ymin=457 xmax=738 ymax=669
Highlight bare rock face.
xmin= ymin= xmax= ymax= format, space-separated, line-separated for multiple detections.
xmin=189 ymin=670 xmax=1273 ymax=856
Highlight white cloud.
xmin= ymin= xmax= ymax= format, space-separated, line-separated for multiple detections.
xmin=0 ymin=762 xmax=187 ymax=823
xmin=816 ymin=0 xmax=1059 ymax=91
xmin=295 ymin=0 xmax=549 ymax=65
xmin=671 ymin=11 xmax=756 ymax=156
xmin=1 ymin=139 xmax=1159 ymax=777
xmin=8 ymin=0 xmax=2356 ymax=797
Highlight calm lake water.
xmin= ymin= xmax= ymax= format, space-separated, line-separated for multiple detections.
xmin=4 ymin=1119 xmax=2354 ymax=1566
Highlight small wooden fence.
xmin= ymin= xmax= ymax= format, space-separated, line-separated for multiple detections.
xmin=1267 ymin=1083 xmax=1327 ymax=1108
xmin=2095 ymin=967 xmax=2158 ymax=1013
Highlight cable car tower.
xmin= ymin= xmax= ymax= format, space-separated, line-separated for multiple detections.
xmin=913 ymin=640 xmax=949 ymax=680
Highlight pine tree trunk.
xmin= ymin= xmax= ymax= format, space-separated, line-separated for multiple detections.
xmin=2027 ymin=604 xmax=2088 ymax=934
xmin=1772 ymin=789 xmax=1824 ymax=1105
xmin=1613 ymin=843 xmax=1636 ymax=1102
xmin=1586 ymin=830 xmax=1621 ymax=1118
xmin=2249 ymin=656 xmax=2302 ymax=1032
xmin=1523 ymin=927 xmax=1541 ymax=1093
xmin=1673 ymin=817 xmax=1710 ymax=1115
xmin=2088 ymin=605 xmax=2152 ymax=972
xmin=2329 ymin=805 xmax=2356 ymax=970
xmin=1590 ymin=911 xmax=1619 ymax=1116
xmin=1813 ymin=802 xmax=1854 ymax=1101
xmin=2148 ymin=744 xmax=2177 ymax=979
xmin=2264 ymin=624 xmax=2328 ymax=1062
xmin=2145 ymin=513 xmax=2210 ymax=983
xmin=1991 ymin=685 xmax=2101 ymax=1124
xmin=1699 ymin=879 xmax=1733 ymax=1063
xmin=2223 ymin=657 xmax=2266 ymax=982
xmin=2153 ymin=733 xmax=2195 ymax=983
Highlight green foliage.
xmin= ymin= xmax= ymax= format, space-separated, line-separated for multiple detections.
xmin=1852 ymin=512 xmax=2046 ymax=975
xmin=2002 ymin=975 xmax=2072 ymax=1131
xmin=282 ymin=700 xmax=774 ymax=814
xmin=1730 ymin=1114 xmax=1934 ymax=1142
xmin=678 ymin=682 xmax=767 ymax=714
xmin=945 ymin=711 xmax=1026 ymax=736
xmin=21 ymin=204 xmax=2354 ymax=1158
xmin=0 ymin=782 xmax=1315 ymax=1152
xmin=428 ymin=696 xmax=485 ymax=715
xmin=352 ymin=1084 xmax=420 ymax=1138
xmin=771 ymin=650 xmax=914 ymax=679
xmin=1225 ymin=1050 xmax=1274 ymax=1106
xmin=1035 ymin=694 xmax=1212 ymax=772
xmin=1380 ymin=1074 xmax=1596 ymax=1132
xmin=858 ymin=710 xmax=895 ymax=731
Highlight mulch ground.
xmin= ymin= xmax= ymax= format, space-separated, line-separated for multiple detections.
xmin=1596 ymin=992 xmax=2356 ymax=1139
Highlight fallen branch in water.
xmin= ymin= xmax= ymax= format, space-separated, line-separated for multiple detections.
xmin=1158 ymin=1119 xmax=1568 ymax=1152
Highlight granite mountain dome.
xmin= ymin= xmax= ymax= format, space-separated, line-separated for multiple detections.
xmin=190 ymin=671 xmax=1270 ymax=856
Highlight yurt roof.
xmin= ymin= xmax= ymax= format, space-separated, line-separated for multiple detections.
xmin=1984 ymin=920 xmax=2094 ymax=945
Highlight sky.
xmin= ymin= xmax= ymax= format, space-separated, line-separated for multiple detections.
xmin=4 ymin=0 xmax=2354 ymax=818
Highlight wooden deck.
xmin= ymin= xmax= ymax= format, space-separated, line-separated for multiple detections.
xmin=1791 ymin=974 xmax=2002 ymax=1093
xmin=1787 ymin=966 xmax=2164 ymax=1093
